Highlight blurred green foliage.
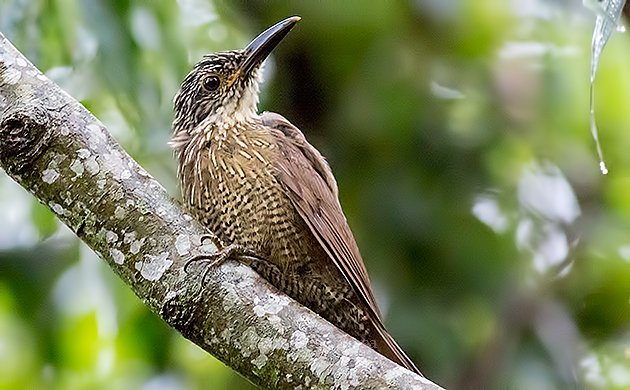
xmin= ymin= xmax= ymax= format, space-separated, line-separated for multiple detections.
xmin=1 ymin=0 xmax=630 ymax=388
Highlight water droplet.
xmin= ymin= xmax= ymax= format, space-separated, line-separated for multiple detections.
xmin=590 ymin=84 xmax=609 ymax=175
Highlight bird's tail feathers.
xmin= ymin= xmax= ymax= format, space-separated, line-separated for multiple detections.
xmin=372 ymin=323 xmax=423 ymax=377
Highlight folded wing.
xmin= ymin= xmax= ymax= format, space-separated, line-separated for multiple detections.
xmin=262 ymin=111 xmax=421 ymax=375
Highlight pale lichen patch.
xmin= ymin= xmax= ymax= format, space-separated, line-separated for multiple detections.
xmin=69 ymin=159 xmax=84 ymax=177
xmin=238 ymin=326 xmax=259 ymax=358
xmin=351 ymin=355 xmax=371 ymax=372
xmin=101 ymin=150 xmax=128 ymax=180
xmin=42 ymin=168 xmax=59 ymax=184
xmin=51 ymin=203 xmax=65 ymax=215
xmin=114 ymin=206 xmax=126 ymax=219
xmin=327 ymin=342 xmax=385 ymax=388
xmin=86 ymin=123 xmax=107 ymax=146
xmin=96 ymin=179 xmax=106 ymax=189
xmin=86 ymin=123 xmax=101 ymax=133
xmin=175 ymin=234 xmax=191 ymax=256
xmin=236 ymin=274 xmax=254 ymax=291
xmin=290 ymin=330 xmax=309 ymax=349
xmin=123 ymin=231 xmax=136 ymax=244
xmin=221 ymin=283 xmax=243 ymax=312
xmin=63 ymin=191 xmax=73 ymax=205
xmin=105 ymin=230 xmax=118 ymax=243
xmin=253 ymin=294 xmax=291 ymax=317
xmin=77 ymin=148 xmax=91 ymax=159
xmin=251 ymin=353 xmax=268 ymax=369
xmin=205 ymin=327 xmax=219 ymax=345
xmin=220 ymin=327 xmax=232 ymax=343
xmin=130 ymin=237 xmax=144 ymax=254
xmin=84 ymin=156 xmax=99 ymax=175
xmin=287 ymin=331 xmax=314 ymax=364
xmin=383 ymin=366 xmax=416 ymax=383
xmin=311 ymin=356 xmax=335 ymax=382
xmin=110 ymin=248 xmax=125 ymax=264
xmin=0 ymin=50 xmax=16 ymax=65
xmin=135 ymin=251 xmax=172 ymax=281
xmin=252 ymin=336 xmax=287 ymax=370
xmin=165 ymin=290 xmax=177 ymax=300
xmin=332 ymin=370 xmax=355 ymax=388
xmin=258 ymin=336 xmax=287 ymax=356
xmin=15 ymin=57 xmax=27 ymax=67
xmin=330 ymin=356 xmax=357 ymax=387
xmin=342 ymin=340 xmax=363 ymax=357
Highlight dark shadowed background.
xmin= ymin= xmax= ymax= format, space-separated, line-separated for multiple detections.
xmin=1 ymin=0 xmax=630 ymax=388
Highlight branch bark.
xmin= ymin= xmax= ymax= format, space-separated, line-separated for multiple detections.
xmin=0 ymin=33 xmax=442 ymax=389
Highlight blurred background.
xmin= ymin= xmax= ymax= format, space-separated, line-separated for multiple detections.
xmin=1 ymin=0 xmax=630 ymax=388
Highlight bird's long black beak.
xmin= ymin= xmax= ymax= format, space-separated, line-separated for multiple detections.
xmin=240 ymin=16 xmax=300 ymax=77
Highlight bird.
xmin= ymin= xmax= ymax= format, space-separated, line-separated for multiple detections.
xmin=170 ymin=16 xmax=421 ymax=375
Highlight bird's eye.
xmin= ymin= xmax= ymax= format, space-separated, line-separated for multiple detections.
xmin=202 ymin=75 xmax=220 ymax=92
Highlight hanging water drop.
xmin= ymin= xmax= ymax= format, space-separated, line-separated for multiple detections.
xmin=590 ymin=81 xmax=609 ymax=174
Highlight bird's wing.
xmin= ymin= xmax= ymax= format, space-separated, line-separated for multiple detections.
xmin=261 ymin=111 xmax=381 ymax=319
xmin=262 ymin=112 xmax=423 ymax=375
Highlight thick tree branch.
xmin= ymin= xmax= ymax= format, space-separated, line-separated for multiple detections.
xmin=0 ymin=33 xmax=442 ymax=389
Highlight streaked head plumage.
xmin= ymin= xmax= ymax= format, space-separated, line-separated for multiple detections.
xmin=171 ymin=17 xmax=300 ymax=136
xmin=173 ymin=50 xmax=262 ymax=131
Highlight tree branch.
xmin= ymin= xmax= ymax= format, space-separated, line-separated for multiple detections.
xmin=0 ymin=33 xmax=442 ymax=389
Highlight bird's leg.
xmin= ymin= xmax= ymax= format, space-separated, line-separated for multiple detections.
xmin=184 ymin=234 xmax=265 ymax=283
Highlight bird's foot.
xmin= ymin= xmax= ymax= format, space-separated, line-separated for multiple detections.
xmin=184 ymin=234 xmax=262 ymax=282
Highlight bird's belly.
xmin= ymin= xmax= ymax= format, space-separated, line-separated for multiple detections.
xmin=188 ymin=156 xmax=371 ymax=343
xmin=203 ymin=164 xmax=298 ymax=256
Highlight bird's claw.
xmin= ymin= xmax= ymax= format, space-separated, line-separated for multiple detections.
xmin=184 ymin=235 xmax=262 ymax=283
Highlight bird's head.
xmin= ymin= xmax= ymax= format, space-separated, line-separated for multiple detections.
xmin=172 ymin=16 xmax=300 ymax=133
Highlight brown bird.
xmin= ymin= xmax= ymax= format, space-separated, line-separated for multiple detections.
xmin=170 ymin=16 xmax=421 ymax=375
